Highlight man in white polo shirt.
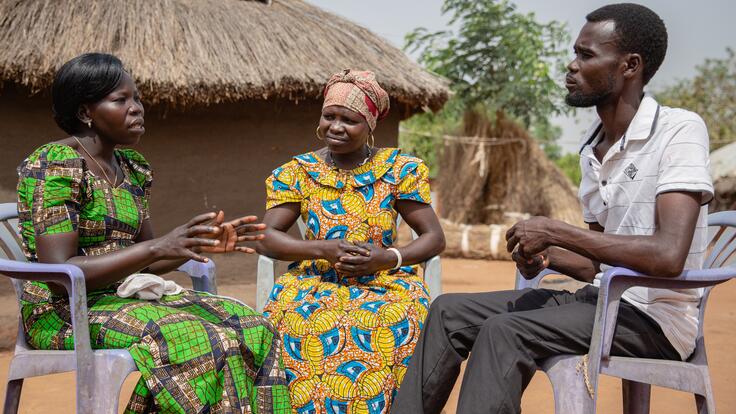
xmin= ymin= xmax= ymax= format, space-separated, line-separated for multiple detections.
xmin=393 ymin=3 xmax=713 ymax=413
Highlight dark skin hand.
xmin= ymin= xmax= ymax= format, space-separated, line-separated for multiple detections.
xmin=255 ymin=104 xmax=445 ymax=277
xmin=506 ymin=191 xmax=702 ymax=282
xmin=37 ymin=71 xmax=266 ymax=294
xmin=256 ymin=199 xmax=445 ymax=278
xmin=509 ymin=21 xmax=703 ymax=282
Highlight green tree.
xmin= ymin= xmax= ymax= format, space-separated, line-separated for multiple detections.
xmin=657 ymin=48 xmax=736 ymax=150
xmin=554 ymin=153 xmax=582 ymax=186
xmin=400 ymin=0 xmax=571 ymax=172
xmin=405 ymin=0 xmax=571 ymax=127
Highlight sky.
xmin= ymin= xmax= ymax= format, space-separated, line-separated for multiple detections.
xmin=306 ymin=0 xmax=735 ymax=152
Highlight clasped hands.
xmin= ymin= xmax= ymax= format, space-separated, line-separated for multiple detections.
xmin=505 ymin=216 xmax=554 ymax=280
xmin=325 ymin=240 xmax=398 ymax=278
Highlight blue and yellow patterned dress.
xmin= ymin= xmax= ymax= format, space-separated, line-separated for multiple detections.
xmin=263 ymin=148 xmax=432 ymax=413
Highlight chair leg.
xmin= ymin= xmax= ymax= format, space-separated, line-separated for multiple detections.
xmin=3 ymin=378 xmax=23 ymax=414
xmin=694 ymin=391 xmax=716 ymax=414
xmin=541 ymin=356 xmax=596 ymax=414
xmin=622 ymin=380 xmax=650 ymax=414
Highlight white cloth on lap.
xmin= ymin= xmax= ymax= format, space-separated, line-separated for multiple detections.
xmin=117 ymin=273 xmax=184 ymax=300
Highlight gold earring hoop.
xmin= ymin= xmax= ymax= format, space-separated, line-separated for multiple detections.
xmin=315 ymin=126 xmax=324 ymax=141
xmin=368 ymin=133 xmax=375 ymax=148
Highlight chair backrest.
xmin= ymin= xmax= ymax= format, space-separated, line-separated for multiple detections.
xmin=690 ymin=210 xmax=736 ymax=362
xmin=0 ymin=203 xmax=28 ymax=300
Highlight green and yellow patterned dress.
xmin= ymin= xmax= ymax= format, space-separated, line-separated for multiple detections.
xmin=17 ymin=143 xmax=291 ymax=414
xmin=263 ymin=148 xmax=432 ymax=413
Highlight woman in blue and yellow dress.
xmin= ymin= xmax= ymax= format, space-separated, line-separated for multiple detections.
xmin=256 ymin=69 xmax=446 ymax=413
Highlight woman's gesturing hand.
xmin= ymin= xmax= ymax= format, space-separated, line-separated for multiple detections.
xmin=334 ymin=242 xmax=398 ymax=278
xmin=150 ymin=212 xmax=224 ymax=262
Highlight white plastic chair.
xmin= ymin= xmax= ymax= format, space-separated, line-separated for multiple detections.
xmin=256 ymin=214 xmax=442 ymax=312
xmin=0 ymin=202 xmax=218 ymax=414
xmin=514 ymin=211 xmax=736 ymax=414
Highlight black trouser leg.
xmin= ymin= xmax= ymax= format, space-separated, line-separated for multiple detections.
xmin=392 ymin=286 xmax=679 ymax=414
xmin=393 ymin=288 xmax=578 ymax=413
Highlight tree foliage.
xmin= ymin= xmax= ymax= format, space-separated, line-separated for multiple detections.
xmin=657 ymin=48 xmax=736 ymax=150
xmin=400 ymin=0 xmax=571 ymax=172
xmin=405 ymin=0 xmax=571 ymax=127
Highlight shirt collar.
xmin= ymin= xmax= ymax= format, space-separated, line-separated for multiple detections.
xmin=578 ymin=93 xmax=661 ymax=154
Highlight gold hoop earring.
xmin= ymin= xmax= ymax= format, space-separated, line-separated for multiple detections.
xmin=315 ymin=126 xmax=324 ymax=141
xmin=368 ymin=133 xmax=375 ymax=148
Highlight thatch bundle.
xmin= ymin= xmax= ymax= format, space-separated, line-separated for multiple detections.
xmin=0 ymin=0 xmax=448 ymax=112
xmin=437 ymin=110 xmax=584 ymax=259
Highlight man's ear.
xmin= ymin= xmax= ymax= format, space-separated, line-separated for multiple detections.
xmin=622 ymin=53 xmax=643 ymax=80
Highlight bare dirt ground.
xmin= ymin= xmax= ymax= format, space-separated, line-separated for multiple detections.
xmin=0 ymin=257 xmax=733 ymax=413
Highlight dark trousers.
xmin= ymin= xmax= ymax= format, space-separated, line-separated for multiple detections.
xmin=392 ymin=286 xmax=680 ymax=414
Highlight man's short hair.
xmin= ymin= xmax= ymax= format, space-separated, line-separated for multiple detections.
xmin=586 ymin=3 xmax=667 ymax=84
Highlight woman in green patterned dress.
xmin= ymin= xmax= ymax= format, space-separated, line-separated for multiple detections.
xmin=16 ymin=53 xmax=290 ymax=413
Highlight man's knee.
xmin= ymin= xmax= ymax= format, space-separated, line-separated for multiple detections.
xmin=427 ymin=293 xmax=467 ymax=322
xmin=481 ymin=312 xmax=525 ymax=339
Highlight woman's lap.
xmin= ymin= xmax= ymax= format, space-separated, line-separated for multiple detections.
xmin=265 ymin=271 xmax=429 ymax=412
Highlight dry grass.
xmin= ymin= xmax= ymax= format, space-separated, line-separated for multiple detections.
xmin=0 ymin=0 xmax=448 ymax=112
xmin=437 ymin=109 xmax=584 ymax=259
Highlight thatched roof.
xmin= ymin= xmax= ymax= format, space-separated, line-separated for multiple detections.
xmin=0 ymin=0 xmax=448 ymax=112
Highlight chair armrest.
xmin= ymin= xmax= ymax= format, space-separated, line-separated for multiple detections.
xmin=256 ymin=255 xmax=277 ymax=313
xmin=177 ymin=259 xmax=217 ymax=294
xmin=0 ymin=258 xmax=95 ymax=400
xmin=584 ymin=265 xmax=736 ymax=396
xmin=514 ymin=268 xmax=559 ymax=290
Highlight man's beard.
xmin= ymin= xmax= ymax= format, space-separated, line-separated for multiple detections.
xmin=565 ymin=74 xmax=615 ymax=107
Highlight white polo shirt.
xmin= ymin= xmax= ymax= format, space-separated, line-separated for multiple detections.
xmin=578 ymin=94 xmax=713 ymax=360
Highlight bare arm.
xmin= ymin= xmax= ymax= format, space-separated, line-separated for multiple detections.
xmin=388 ymin=200 xmax=445 ymax=264
xmin=37 ymin=213 xmax=222 ymax=292
xmin=542 ymin=223 xmax=603 ymax=283
xmin=134 ymin=219 xmax=189 ymax=275
xmin=507 ymin=191 xmax=702 ymax=279
xmin=335 ymin=200 xmax=446 ymax=276
xmin=255 ymin=203 xmax=368 ymax=262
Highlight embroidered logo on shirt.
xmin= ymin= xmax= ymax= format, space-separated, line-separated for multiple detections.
xmin=624 ymin=163 xmax=638 ymax=180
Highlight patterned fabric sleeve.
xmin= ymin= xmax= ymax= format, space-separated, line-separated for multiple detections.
xmin=265 ymin=160 xmax=303 ymax=209
xmin=117 ymin=149 xmax=154 ymax=220
xmin=395 ymin=156 xmax=432 ymax=204
xmin=16 ymin=144 xmax=86 ymax=256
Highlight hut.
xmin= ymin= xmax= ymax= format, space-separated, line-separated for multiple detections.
xmin=710 ymin=141 xmax=736 ymax=212
xmin=0 ymin=0 xmax=448 ymax=234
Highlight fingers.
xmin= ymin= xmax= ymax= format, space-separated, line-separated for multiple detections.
xmin=227 ymin=215 xmax=260 ymax=227
xmin=237 ymin=234 xmax=266 ymax=242
xmin=505 ymin=225 xmax=516 ymax=241
xmin=334 ymin=262 xmax=363 ymax=276
xmin=235 ymin=246 xmax=256 ymax=254
xmin=187 ymin=225 xmax=221 ymax=237
xmin=506 ymin=234 xmax=520 ymax=252
xmin=235 ymin=223 xmax=267 ymax=236
xmin=338 ymin=254 xmax=371 ymax=264
xmin=212 ymin=210 xmax=225 ymax=226
xmin=182 ymin=248 xmax=210 ymax=263
xmin=184 ymin=238 xmax=220 ymax=248
xmin=187 ymin=212 xmax=217 ymax=227
xmin=340 ymin=241 xmax=370 ymax=256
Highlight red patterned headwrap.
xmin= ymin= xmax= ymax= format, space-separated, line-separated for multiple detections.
xmin=322 ymin=69 xmax=390 ymax=131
